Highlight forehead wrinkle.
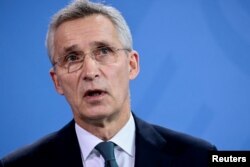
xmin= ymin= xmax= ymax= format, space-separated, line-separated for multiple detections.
xmin=90 ymin=40 xmax=114 ymax=48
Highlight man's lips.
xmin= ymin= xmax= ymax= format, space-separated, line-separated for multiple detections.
xmin=83 ymin=89 xmax=107 ymax=98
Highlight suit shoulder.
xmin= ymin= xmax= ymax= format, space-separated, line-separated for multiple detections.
xmin=1 ymin=121 xmax=76 ymax=166
xmin=134 ymin=116 xmax=217 ymax=166
xmin=153 ymin=124 xmax=216 ymax=151
xmin=1 ymin=131 xmax=58 ymax=165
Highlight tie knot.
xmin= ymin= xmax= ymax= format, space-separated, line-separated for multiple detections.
xmin=95 ymin=142 xmax=118 ymax=167
xmin=95 ymin=142 xmax=115 ymax=161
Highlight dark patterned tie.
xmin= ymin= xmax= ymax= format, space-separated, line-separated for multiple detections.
xmin=95 ymin=142 xmax=119 ymax=167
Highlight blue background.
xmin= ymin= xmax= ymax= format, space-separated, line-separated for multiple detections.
xmin=1 ymin=0 xmax=250 ymax=157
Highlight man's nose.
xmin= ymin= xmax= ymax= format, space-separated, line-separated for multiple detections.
xmin=81 ymin=55 xmax=99 ymax=81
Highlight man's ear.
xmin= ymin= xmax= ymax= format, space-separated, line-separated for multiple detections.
xmin=128 ymin=50 xmax=140 ymax=80
xmin=50 ymin=68 xmax=64 ymax=95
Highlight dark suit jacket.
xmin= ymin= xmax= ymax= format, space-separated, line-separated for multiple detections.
xmin=0 ymin=115 xmax=216 ymax=167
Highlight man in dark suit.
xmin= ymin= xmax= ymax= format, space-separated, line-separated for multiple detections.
xmin=1 ymin=0 xmax=216 ymax=166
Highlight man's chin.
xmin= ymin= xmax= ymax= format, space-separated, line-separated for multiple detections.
xmin=77 ymin=109 xmax=115 ymax=123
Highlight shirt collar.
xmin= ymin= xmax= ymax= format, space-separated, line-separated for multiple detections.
xmin=110 ymin=113 xmax=136 ymax=157
xmin=75 ymin=123 xmax=102 ymax=161
xmin=75 ymin=113 xmax=136 ymax=160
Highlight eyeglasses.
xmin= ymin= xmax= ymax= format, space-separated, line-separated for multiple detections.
xmin=53 ymin=46 xmax=130 ymax=73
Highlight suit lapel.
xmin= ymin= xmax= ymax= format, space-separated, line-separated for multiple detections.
xmin=133 ymin=115 xmax=173 ymax=167
xmin=52 ymin=120 xmax=83 ymax=167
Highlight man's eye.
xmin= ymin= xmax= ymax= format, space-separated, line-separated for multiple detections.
xmin=64 ymin=53 xmax=80 ymax=62
xmin=97 ymin=47 xmax=113 ymax=55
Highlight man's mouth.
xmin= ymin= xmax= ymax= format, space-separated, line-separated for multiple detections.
xmin=84 ymin=89 xmax=106 ymax=97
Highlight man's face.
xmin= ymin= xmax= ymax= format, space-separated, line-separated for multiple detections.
xmin=50 ymin=15 xmax=139 ymax=125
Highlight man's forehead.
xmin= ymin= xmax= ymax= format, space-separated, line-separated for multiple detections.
xmin=53 ymin=15 xmax=122 ymax=56
xmin=54 ymin=15 xmax=117 ymax=41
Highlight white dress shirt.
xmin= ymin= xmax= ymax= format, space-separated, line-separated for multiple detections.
xmin=75 ymin=113 xmax=136 ymax=167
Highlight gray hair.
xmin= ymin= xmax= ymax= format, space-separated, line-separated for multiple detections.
xmin=46 ymin=0 xmax=133 ymax=64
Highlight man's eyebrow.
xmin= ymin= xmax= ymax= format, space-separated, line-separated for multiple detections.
xmin=62 ymin=41 xmax=113 ymax=53
xmin=63 ymin=45 xmax=79 ymax=53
